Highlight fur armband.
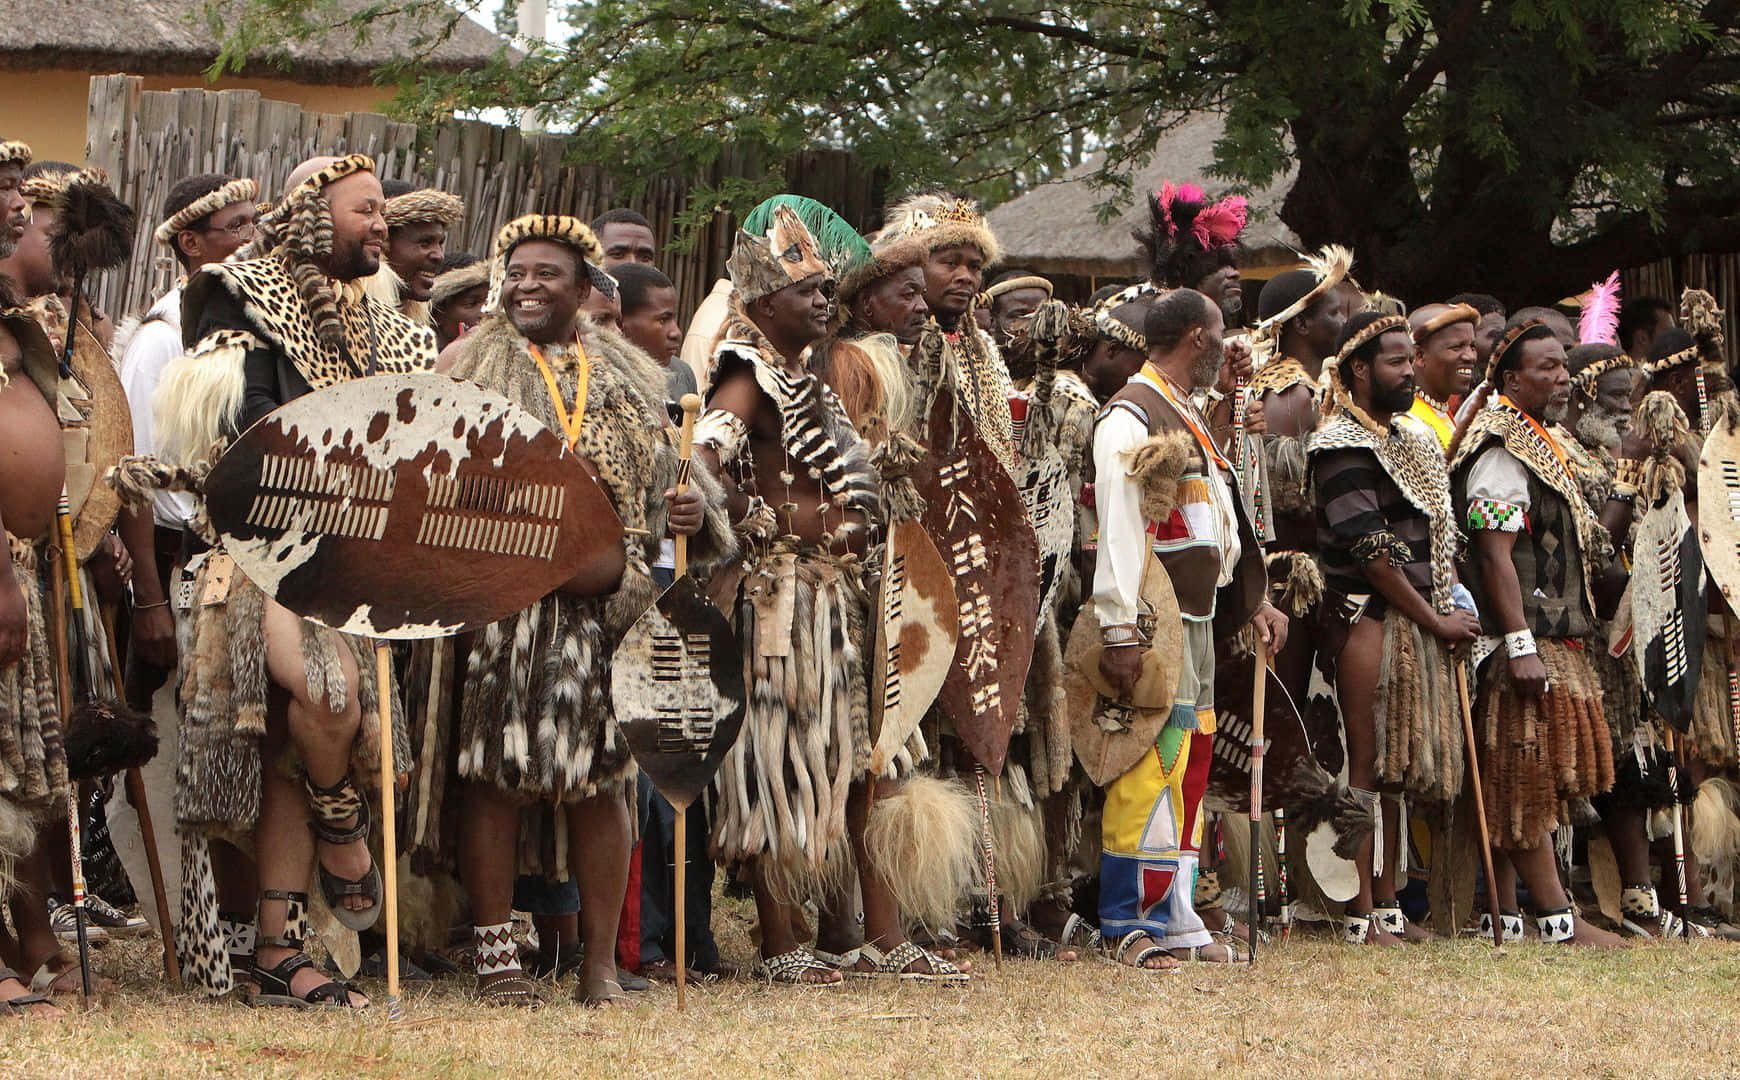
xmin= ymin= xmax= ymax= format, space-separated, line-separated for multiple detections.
xmin=1350 ymin=530 xmax=1413 ymax=567
xmin=1122 ymin=430 xmax=1194 ymax=524
xmin=694 ymin=408 xmax=749 ymax=463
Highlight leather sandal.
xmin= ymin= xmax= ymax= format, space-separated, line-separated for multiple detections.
xmin=304 ymin=774 xmax=383 ymax=933
xmin=251 ymin=890 xmax=366 ymax=1009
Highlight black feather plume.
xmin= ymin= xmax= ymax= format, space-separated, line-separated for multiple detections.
xmin=50 ymin=173 xmax=136 ymax=277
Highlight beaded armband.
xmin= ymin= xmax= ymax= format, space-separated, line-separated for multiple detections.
xmin=1466 ymin=498 xmax=1524 ymax=532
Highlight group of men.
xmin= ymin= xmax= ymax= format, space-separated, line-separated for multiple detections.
xmin=2 ymin=140 xmax=1738 ymax=1020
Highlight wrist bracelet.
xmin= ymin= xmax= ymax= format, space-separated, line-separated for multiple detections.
xmin=1503 ymin=628 xmax=1537 ymax=659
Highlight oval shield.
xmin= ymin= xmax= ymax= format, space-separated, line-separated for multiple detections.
xmin=204 ymin=373 xmax=622 ymax=638
xmin=1633 ymin=486 xmax=1706 ymax=732
xmin=612 ymin=575 xmax=747 ymax=810
xmin=868 ymin=518 xmax=960 ymax=776
xmin=1699 ymin=414 xmax=1740 ymax=606
xmin=60 ymin=320 xmax=133 ymax=559
xmin=916 ymin=385 xmax=1040 ymax=775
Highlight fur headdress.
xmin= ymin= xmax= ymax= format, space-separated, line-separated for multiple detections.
xmin=431 ymin=259 xmax=490 ymax=310
xmin=982 ymin=274 xmax=1054 ymax=308
xmin=0 ymin=140 xmax=31 ymax=169
xmin=384 ymin=188 xmax=464 ymax=230
xmin=869 ymin=193 xmax=1000 ymax=268
xmin=1408 ymin=302 xmax=1477 ymax=344
xmin=743 ymin=194 xmax=869 ymax=282
xmin=153 ymin=177 xmax=260 ymax=245
xmin=1135 ymin=181 xmax=1248 ymax=289
xmin=726 ymin=204 xmax=830 ymax=304
xmin=1644 ymin=289 xmax=1725 ymax=377
xmin=1322 ymin=312 xmax=1409 ymax=426
xmin=485 ymin=213 xmax=609 ymax=313
xmin=260 ymin=154 xmax=376 ymax=350
xmin=1091 ymin=282 xmax=1160 ymax=353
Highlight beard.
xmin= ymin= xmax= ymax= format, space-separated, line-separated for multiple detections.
xmin=1543 ymin=400 xmax=1569 ymax=425
xmin=0 ymin=236 xmax=13 ymax=261
xmin=1575 ymin=407 xmax=1626 ymax=452
xmin=1375 ymin=378 xmax=1416 ymax=413
xmin=326 ymin=234 xmax=380 ymax=282
xmin=1190 ymin=343 xmax=1226 ymax=389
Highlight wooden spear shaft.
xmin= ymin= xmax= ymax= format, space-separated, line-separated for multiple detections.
xmin=1249 ymin=637 xmax=1268 ymax=964
xmin=1455 ymin=661 xmax=1505 ymax=948
xmin=672 ymin=393 xmax=699 ymax=1011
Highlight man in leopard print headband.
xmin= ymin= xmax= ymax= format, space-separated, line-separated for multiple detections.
xmin=148 ymin=155 xmax=436 ymax=1008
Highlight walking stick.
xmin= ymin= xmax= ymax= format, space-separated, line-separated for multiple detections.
xmin=975 ymin=763 xmax=1002 ymax=970
xmin=671 ymin=395 xmax=698 ymax=1012
xmin=49 ymin=493 xmax=94 ymax=1001
xmin=1248 ymin=636 xmax=1268 ymax=963
xmin=1454 ymin=660 xmax=1504 ymax=948
xmin=1273 ymin=807 xmax=1291 ymax=942
xmin=1663 ymin=727 xmax=1690 ymax=937
xmin=374 ymin=642 xmax=402 ymax=1019
xmin=99 ymin=608 xmax=178 ymax=983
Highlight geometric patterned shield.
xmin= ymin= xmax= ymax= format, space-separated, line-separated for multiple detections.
xmin=612 ymin=574 xmax=746 ymax=811
xmin=915 ymin=385 xmax=1041 ymax=775
xmin=60 ymin=320 xmax=134 ymax=560
xmin=204 ymin=372 xmax=621 ymax=639
xmin=1699 ymin=415 xmax=1740 ymax=608
xmin=1632 ymin=487 xmax=1706 ymax=732
xmin=868 ymin=518 xmax=959 ymax=776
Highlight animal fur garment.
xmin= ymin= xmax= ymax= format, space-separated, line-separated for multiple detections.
xmin=863 ymin=773 xmax=979 ymax=932
xmin=1475 ymin=641 xmax=1614 ymax=848
xmin=1693 ymin=777 xmax=1740 ymax=917
xmin=1690 ymin=631 xmax=1739 ymax=769
xmin=1370 ymin=612 xmax=1462 ymax=804
xmin=1266 ymin=550 xmax=1324 ymax=618
xmin=0 ymin=540 xmax=64 ymax=901
xmin=1125 ymin=429 xmax=1194 ymax=525
xmin=973 ymin=762 xmax=1047 ymax=913
xmin=712 ymin=548 xmax=870 ymax=874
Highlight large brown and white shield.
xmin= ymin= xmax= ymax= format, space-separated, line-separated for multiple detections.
xmin=868 ymin=518 xmax=960 ymax=775
xmin=1699 ymin=415 xmax=1740 ymax=606
xmin=1633 ymin=487 xmax=1706 ymax=732
xmin=916 ymin=387 xmax=1040 ymax=775
xmin=612 ymin=575 xmax=746 ymax=810
xmin=204 ymin=373 xmax=621 ymax=638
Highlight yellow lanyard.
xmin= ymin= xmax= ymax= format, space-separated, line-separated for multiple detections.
xmin=528 ymin=336 xmax=590 ymax=448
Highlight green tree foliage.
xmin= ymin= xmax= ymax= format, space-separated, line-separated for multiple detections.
xmin=211 ymin=0 xmax=1740 ymax=302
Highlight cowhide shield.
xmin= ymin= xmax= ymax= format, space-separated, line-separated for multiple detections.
xmin=1699 ymin=416 xmax=1740 ymax=607
xmin=868 ymin=518 xmax=960 ymax=775
xmin=205 ymin=373 xmax=619 ymax=638
xmin=60 ymin=321 xmax=132 ymax=559
xmin=612 ymin=574 xmax=746 ymax=810
xmin=1009 ymin=391 xmax=1075 ymax=623
xmin=1632 ymin=487 xmax=1706 ymax=732
xmin=916 ymin=386 xmax=1040 ymax=775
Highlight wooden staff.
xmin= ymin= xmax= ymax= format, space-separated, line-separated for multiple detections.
xmin=1453 ymin=660 xmax=1504 ymax=948
xmin=1663 ymin=727 xmax=1690 ymax=937
xmin=375 ymin=642 xmax=402 ymax=1019
xmin=99 ymin=608 xmax=178 ymax=983
xmin=671 ymin=393 xmax=699 ymax=1011
xmin=1248 ymin=637 xmax=1268 ymax=963
xmin=48 ymin=493 xmax=94 ymax=1001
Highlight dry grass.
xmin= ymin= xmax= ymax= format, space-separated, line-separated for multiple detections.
xmin=5 ymin=902 xmax=1740 ymax=1080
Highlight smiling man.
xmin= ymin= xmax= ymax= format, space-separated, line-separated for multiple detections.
xmin=1404 ymin=302 xmax=1480 ymax=449
xmin=380 ymin=182 xmax=464 ymax=322
xmin=152 ymin=154 xmax=437 ymax=1004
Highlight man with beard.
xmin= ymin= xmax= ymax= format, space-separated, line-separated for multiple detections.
xmin=1449 ymin=323 xmax=1624 ymax=947
xmin=378 ymin=181 xmax=463 ymax=324
xmin=1308 ymin=312 xmax=1478 ymax=944
xmin=1093 ymin=288 xmax=1282 ymax=966
xmin=432 ymin=215 xmax=726 ymax=1005
xmin=150 ymin=155 xmax=438 ymax=1002
xmin=1404 ymin=303 xmax=1480 ymax=449
xmin=982 ymin=270 xmax=1053 ymax=352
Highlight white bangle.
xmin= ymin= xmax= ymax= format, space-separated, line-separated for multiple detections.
xmin=1503 ymin=629 xmax=1537 ymax=659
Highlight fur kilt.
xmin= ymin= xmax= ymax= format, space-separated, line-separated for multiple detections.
xmin=0 ymin=538 xmax=66 ymax=900
xmin=712 ymin=547 xmax=869 ymax=872
xmin=1475 ymin=639 xmax=1615 ymax=848
xmin=1690 ymin=627 xmax=1739 ymax=769
xmin=455 ymin=592 xmax=633 ymax=801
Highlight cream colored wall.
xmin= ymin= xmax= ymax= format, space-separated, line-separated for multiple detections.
xmin=8 ymin=69 xmax=396 ymax=164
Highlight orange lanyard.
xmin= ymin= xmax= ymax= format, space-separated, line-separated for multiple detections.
xmin=1497 ymin=394 xmax=1567 ymax=473
xmin=1143 ymin=363 xmax=1231 ymax=470
xmin=528 ymin=336 xmax=590 ymax=448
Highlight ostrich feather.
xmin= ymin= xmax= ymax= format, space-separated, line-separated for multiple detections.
xmin=1578 ymin=270 xmax=1621 ymax=346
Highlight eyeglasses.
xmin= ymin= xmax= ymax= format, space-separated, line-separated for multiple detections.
xmin=204 ymin=219 xmax=257 ymax=240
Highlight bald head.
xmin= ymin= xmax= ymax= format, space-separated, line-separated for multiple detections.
xmin=282 ymin=155 xmax=342 ymax=196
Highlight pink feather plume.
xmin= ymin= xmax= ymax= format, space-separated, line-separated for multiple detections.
xmin=1578 ymin=270 xmax=1622 ymax=346
xmin=1191 ymin=195 xmax=1248 ymax=249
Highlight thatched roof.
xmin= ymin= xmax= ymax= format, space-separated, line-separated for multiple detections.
xmin=0 ymin=0 xmax=506 ymax=83
xmin=987 ymin=112 xmax=1299 ymax=279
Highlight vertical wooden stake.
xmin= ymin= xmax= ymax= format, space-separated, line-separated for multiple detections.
xmin=1455 ymin=662 xmax=1505 ymax=948
xmin=375 ymin=642 xmax=402 ymax=1018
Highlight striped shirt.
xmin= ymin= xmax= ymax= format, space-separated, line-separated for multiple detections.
xmin=1312 ymin=445 xmax=1434 ymax=613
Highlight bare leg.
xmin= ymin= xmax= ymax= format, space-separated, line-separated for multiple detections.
xmin=252 ymin=600 xmax=368 ymax=1004
xmin=568 ymin=791 xmax=631 ymax=1004
xmin=1335 ymin=618 xmax=1400 ymax=945
xmin=1508 ymin=839 xmax=1624 ymax=947
xmin=8 ymin=841 xmax=114 ymax=993
xmin=457 ymin=782 xmax=520 ymax=988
